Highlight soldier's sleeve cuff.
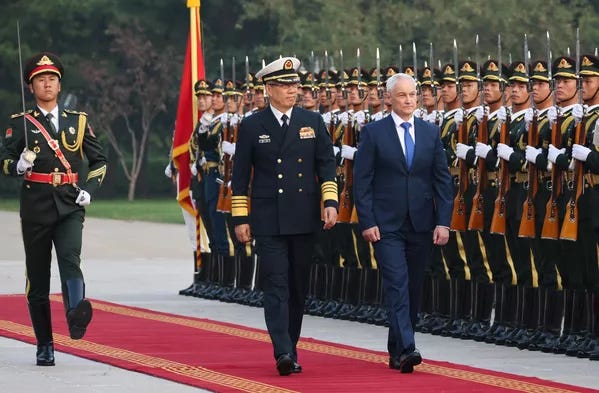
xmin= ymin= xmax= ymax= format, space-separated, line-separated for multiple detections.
xmin=321 ymin=181 xmax=338 ymax=203
xmin=231 ymin=195 xmax=249 ymax=218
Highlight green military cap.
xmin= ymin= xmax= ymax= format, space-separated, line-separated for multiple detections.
xmin=194 ymin=79 xmax=213 ymax=95
xmin=529 ymin=60 xmax=549 ymax=82
xmin=368 ymin=67 xmax=382 ymax=86
xmin=224 ymin=79 xmax=243 ymax=96
xmin=211 ymin=78 xmax=224 ymax=94
xmin=580 ymin=55 xmax=599 ymax=77
xmin=317 ymin=69 xmax=337 ymax=88
xmin=254 ymin=75 xmax=265 ymax=91
xmin=552 ymin=56 xmax=576 ymax=79
xmin=300 ymin=71 xmax=316 ymax=89
xmin=458 ymin=61 xmax=478 ymax=82
xmin=441 ymin=63 xmax=457 ymax=83
xmin=508 ymin=61 xmax=529 ymax=83
xmin=240 ymin=72 xmax=255 ymax=90
xmin=418 ymin=67 xmax=441 ymax=86
xmin=481 ymin=60 xmax=508 ymax=83
xmin=384 ymin=66 xmax=400 ymax=82
xmin=24 ymin=52 xmax=64 ymax=82
xmin=336 ymin=69 xmax=350 ymax=88
xmin=346 ymin=67 xmax=368 ymax=87
xmin=402 ymin=66 xmax=416 ymax=79
xmin=255 ymin=56 xmax=301 ymax=84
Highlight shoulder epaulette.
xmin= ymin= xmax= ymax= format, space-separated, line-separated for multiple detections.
xmin=64 ymin=109 xmax=88 ymax=116
xmin=10 ymin=110 xmax=33 ymax=119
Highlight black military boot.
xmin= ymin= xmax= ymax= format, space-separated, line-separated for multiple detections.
xmin=431 ymin=278 xmax=456 ymax=336
xmin=322 ymin=266 xmax=345 ymax=318
xmin=506 ymin=287 xmax=537 ymax=347
xmin=179 ymin=251 xmax=198 ymax=296
xmin=566 ymin=290 xmax=592 ymax=357
xmin=587 ymin=292 xmax=599 ymax=360
xmin=554 ymin=289 xmax=585 ymax=354
xmin=449 ymin=279 xmax=472 ymax=338
xmin=531 ymin=288 xmax=564 ymax=352
xmin=62 ymin=279 xmax=93 ymax=340
xmin=232 ymin=253 xmax=255 ymax=303
xmin=306 ymin=264 xmax=328 ymax=315
xmin=28 ymin=302 xmax=55 ymax=366
xmin=336 ymin=267 xmax=362 ymax=320
xmin=461 ymin=281 xmax=493 ymax=340
xmin=492 ymin=284 xmax=518 ymax=345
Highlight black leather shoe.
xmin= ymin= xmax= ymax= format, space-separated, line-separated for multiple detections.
xmin=67 ymin=299 xmax=93 ymax=340
xmin=276 ymin=353 xmax=294 ymax=376
xmin=388 ymin=356 xmax=401 ymax=370
xmin=292 ymin=361 xmax=302 ymax=373
xmin=397 ymin=350 xmax=422 ymax=373
xmin=36 ymin=343 xmax=55 ymax=366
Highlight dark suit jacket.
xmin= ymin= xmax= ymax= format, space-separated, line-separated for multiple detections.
xmin=353 ymin=115 xmax=453 ymax=233
xmin=231 ymin=106 xmax=337 ymax=235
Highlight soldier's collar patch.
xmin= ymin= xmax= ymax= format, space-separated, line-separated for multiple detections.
xmin=5 ymin=128 xmax=12 ymax=138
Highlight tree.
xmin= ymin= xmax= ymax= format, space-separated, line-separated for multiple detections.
xmin=81 ymin=21 xmax=181 ymax=200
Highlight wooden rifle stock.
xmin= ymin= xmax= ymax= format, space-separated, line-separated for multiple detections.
xmin=518 ymin=114 xmax=539 ymax=238
xmin=490 ymin=115 xmax=511 ymax=235
xmin=559 ymin=119 xmax=585 ymax=241
xmin=216 ymin=118 xmax=237 ymax=213
xmin=337 ymin=117 xmax=355 ymax=223
xmin=541 ymin=117 xmax=562 ymax=239
xmin=450 ymin=117 xmax=468 ymax=231
xmin=468 ymin=114 xmax=488 ymax=231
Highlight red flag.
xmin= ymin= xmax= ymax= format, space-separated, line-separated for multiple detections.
xmin=172 ymin=2 xmax=205 ymax=216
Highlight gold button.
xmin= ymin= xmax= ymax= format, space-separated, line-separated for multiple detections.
xmin=54 ymin=168 xmax=59 ymax=172
xmin=278 ymin=174 xmax=283 ymax=179
xmin=297 ymin=158 xmax=303 ymax=163
xmin=298 ymin=173 xmax=303 ymax=178
xmin=277 ymin=158 xmax=282 ymax=163
xmin=298 ymin=188 xmax=303 ymax=192
xmin=278 ymin=189 xmax=283 ymax=193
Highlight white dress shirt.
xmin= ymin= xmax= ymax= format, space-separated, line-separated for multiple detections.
xmin=270 ymin=105 xmax=293 ymax=127
xmin=391 ymin=111 xmax=415 ymax=156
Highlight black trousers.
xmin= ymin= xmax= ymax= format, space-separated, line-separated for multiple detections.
xmin=255 ymin=233 xmax=314 ymax=360
xmin=22 ymin=209 xmax=85 ymax=304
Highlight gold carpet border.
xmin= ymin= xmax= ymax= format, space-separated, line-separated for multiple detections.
xmin=47 ymin=296 xmax=587 ymax=393
xmin=0 ymin=320 xmax=297 ymax=393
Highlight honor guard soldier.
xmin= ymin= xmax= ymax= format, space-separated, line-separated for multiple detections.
xmin=299 ymin=71 xmax=318 ymax=112
xmin=419 ymin=66 xmax=443 ymax=124
xmin=0 ymin=52 xmax=107 ymax=366
xmin=231 ymin=56 xmax=338 ymax=375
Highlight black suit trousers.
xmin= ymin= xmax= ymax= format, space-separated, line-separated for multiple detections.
xmin=255 ymin=233 xmax=314 ymax=360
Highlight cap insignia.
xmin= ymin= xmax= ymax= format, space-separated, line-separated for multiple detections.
xmin=444 ymin=65 xmax=454 ymax=74
xmin=533 ymin=62 xmax=547 ymax=72
xmin=582 ymin=56 xmax=594 ymax=67
xmin=37 ymin=55 xmax=54 ymax=66
xmin=461 ymin=62 xmax=474 ymax=73
xmin=487 ymin=62 xmax=499 ymax=72
xmin=558 ymin=58 xmax=572 ymax=69
xmin=283 ymin=60 xmax=293 ymax=70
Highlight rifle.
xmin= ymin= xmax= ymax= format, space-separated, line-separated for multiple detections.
xmin=490 ymin=34 xmax=510 ymax=235
xmin=450 ymin=39 xmax=468 ymax=231
xmin=541 ymin=31 xmax=562 ymax=240
xmin=560 ymin=28 xmax=584 ymax=241
xmin=216 ymin=59 xmax=232 ymax=213
xmin=337 ymin=50 xmax=355 ymax=223
xmin=519 ymin=34 xmax=538 ymax=238
xmin=468 ymin=34 xmax=487 ymax=231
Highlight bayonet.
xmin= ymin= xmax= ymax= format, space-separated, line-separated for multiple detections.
xmin=454 ymin=38 xmax=463 ymax=109
xmin=357 ymin=48 xmax=364 ymax=99
xmin=547 ymin=31 xmax=555 ymax=106
xmin=340 ymin=49 xmax=347 ymax=102
xmin=498 ymin=34 xmax=505 ymax=105
xmin=310 ymin=50 xmax=317 ymax=99
xmin=376 ymin=47 xmax=384 ymax=111
xmin=413 ymin=42 xmax=422 ymax=110
xmin=220 ymin=58 xmax=226 ymax=104
xmin=476 ymin=34 xmax=483 ymax=107
xmin=399 ymin=44 xmax=403 ymax=71
xmin=429 ymin=42 xmax=436 ymax=97
xmin=576 ymin=27 xmax=583 ymax=108
xmin=324 ymin=50 xmax=331 ymax=101
xmin=245 ymin=55 xmax=253 ymax=107
xmin=524 ymin=34 xmax=535 ymax=111
xmin=231 ymin=56 xmax=238 ymax=103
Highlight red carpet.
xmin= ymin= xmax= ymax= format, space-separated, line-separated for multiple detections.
xmin=0 ymin=294 xmax=595 ymax=393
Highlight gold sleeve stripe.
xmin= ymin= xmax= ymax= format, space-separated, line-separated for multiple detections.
xmin=231 ymin=196 xmax=249 ymax=217
xmin=321 ymin=181 xmax=338 ymax=202
xmin=87 ymin=165 xmax=107 ymax=184
xmin=3 ymin=159 xmax=12 ymax=175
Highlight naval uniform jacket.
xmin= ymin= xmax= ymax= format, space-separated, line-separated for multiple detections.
xmin=231 ymin=106 xmax=338 ymax=236
xmin=1 ymin=107 xmax=107 ymax=225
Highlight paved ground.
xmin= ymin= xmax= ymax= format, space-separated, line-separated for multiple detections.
xmin=0 ymin=210 xmax=597 ymax=392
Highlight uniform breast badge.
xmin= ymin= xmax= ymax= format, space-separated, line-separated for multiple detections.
xmin=258 ymin=134 xmax=271 ymax=143
xmin=299 ymin=127 xmax=315 ymax=139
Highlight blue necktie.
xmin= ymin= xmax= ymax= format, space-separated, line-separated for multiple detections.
xmin=401 ymin=122 xmax=414 ymax=169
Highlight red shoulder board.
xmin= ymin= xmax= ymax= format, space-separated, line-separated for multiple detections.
xmin=87 ymin=124 xmax=96 ymax=137
xmin=5 ymin=128 xmax=12 ymax=138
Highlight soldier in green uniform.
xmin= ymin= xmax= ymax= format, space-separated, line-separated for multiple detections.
xmin=0 ymin=52 xmax=107 ymax=366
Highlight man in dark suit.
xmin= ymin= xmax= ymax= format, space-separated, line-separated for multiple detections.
xmin=354 ymin=72 xmax=453 ymax=373
xmin=231 ymin=57 xmax=338 ymax=376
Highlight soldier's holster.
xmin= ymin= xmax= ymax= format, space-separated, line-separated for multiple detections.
xmin=61 ymin=279 xmax=93 ymax=340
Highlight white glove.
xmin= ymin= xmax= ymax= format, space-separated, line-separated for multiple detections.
xmin=572 ymin=144 xmax=591 ymax=162
xmin=197 ymin=113 xmax=213 ymax=133
xmin=341 ymin=144 xmax=357 ymax=160
xmin=228 ymin=114 xmax=239 ymax=127
xmin=16 ymin=151 xmax=34 ymax=174
xmin=222 ymin=141 xmax=236 ymax=156
xmin=525 ymin=146 xmax=542 ymax=164
xmin=568 ymin=158 xmax=576 ymax=171
xmin=546 ymin=106 xmax=557 ymax=125
xmin=547 ymin=144 xmax=565 ymax=164
xmin=214 ymin=112 xmax=229 ymax=125
xmin=164 ymin=163 xmax=173 ymax=178
xmin=76 ymin=190 xmax=91 ymax=206
xmin=371 ymin=111 xmax=384 ymax=122
xmin=572 ymin=103 xmax=584 ymax=122
xmin=190 ymin=163 xmax=198 ymax=176
xmin=497 ymin=143 xmax=514 ymax=161
xmin=354 ymin=110 xmax=367 ymax=126
xmin=524 ymin=108 xmax=534 ymax=124
xmin=414 ymin=108 xmax=427 ymax=119
xmin=474 ymin=106 xmax=485 ymax=123
xmin=338 ymin=112 xmax=349 ymax=127
xmin=496 ymin=106 xmax=507 ymax=122
xmin=475 ymin=142 xmax=492 ymax=159
xmin=455 ymin=143 xmax=473 ymax=160
xmin=333 ymin=145 xmax=340 ymax=156
xmin=425 ymin=110 xmax=438 ymax=124
xmin=322 ymin=112 xmax=332 ymax=125
xmin=594 ymin=121 xmax=599 ymax=145
xmin=454 ymin=110 xmax=464 ymax=125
